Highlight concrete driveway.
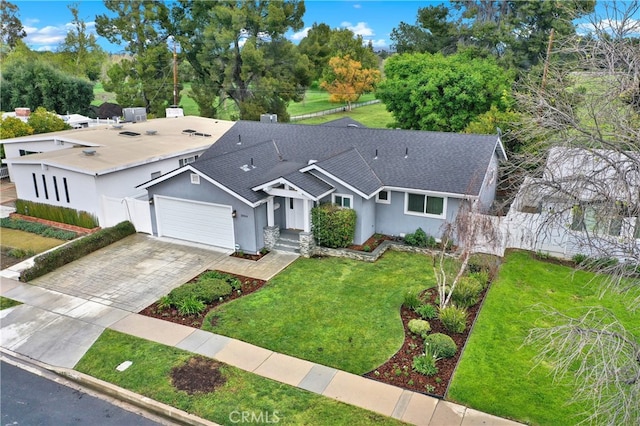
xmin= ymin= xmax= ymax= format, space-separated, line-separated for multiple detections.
xmin=29 ymin=233 xmax=228 ymax=312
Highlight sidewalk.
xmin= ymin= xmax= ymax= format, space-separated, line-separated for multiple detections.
xmin=0 ymin=275 xmax=521 ymax=426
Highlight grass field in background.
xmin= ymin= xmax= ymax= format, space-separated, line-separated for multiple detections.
xmin=288 ymin=91 xmax=377 ymax=117
xmin=295 ymin=102 xmax=394 ymax=128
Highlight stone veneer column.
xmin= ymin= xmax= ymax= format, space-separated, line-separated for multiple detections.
xmin=263 ymin=226 xmax=280 ymax=250
xmin=299 ymin=231 xmax=315 ymax=257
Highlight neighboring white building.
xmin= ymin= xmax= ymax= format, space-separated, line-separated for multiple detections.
xmin=2 ymin=116 xmax=235 ymax=229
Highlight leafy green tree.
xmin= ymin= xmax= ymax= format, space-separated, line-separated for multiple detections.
xmin=0 ymin=0 xmax=26 ymax=52
xmin=170 ymin=0 xmax=311 ymax=120
xmin=297 ymin=23 xmax=333 ymax=81
xmin=96 ymin=1 xmax=173 ymax=116
xmin=376 ymin=52 xmax=514 ymax=131
xmin=390 ymin=5 xmax=459 ymax=54
xmin=59 ymin=4 xmax=107 ymax=81
xmin=27 ymin=107 xmax=71 ymax=134
xmin=0 ymin=60 xmax=94 ymax=114
xmin=0 ymin=116 xmax=33 ymax=139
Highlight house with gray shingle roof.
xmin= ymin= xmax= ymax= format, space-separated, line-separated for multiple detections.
xmin=140 ymin=118 xmax=506 ymax=256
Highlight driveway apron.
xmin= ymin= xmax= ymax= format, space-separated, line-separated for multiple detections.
xmin=29 ymin=234 xmax=227 ymax=312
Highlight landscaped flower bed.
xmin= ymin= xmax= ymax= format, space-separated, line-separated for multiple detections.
xmin=140 ymin=271 xmax=267 ymax=328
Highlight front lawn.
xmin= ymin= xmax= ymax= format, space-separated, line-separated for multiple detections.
xmin=0 ymin=297 xmax=21 ymax=310
xmin=448 ymin=250 xmax=638 ymax=426
xmin=75 ymin=330 xmax=406 ymax=426
xmin=204 ymin=251 xmax=434 ymax=374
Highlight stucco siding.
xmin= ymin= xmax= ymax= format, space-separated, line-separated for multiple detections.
xmin=477 ymin=154 xmax=499 ymax=212
xmin=147 ymin=171 xmax=262 ymax=253
xmin=9 ymin=164 xmax=99 ymax=219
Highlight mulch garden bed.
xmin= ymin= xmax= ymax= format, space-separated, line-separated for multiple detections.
xmin=139 ymin=271 xmax=267 ymax=328
xmin=364 ymin=287 xmax=487 ymax=398
xmin=229 ymin=250 xmax=270 ymax=261
xmin=347 ymin=234 xmax=397 ymax=252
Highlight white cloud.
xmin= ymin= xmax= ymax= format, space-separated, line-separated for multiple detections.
xmin=291 ymin=26 xmax=311 ymax=41
xmin=577 ymin=18 xmax=640 ymax=36
xmin=369 ymin=39 xmax=388 ymax=48
xmin=353 ymin=4 xmax=362 ymax=9
xmin=340 ymin=21 xmax=375 ymax=37
xmin=25 ymin=24 xmax=67 ymax=46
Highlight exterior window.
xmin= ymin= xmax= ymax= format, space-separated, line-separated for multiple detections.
xmin=53 ymin=176 xmax=60 ymax=201
xmin=190 ymin=173 xmax=200 ymax=184
xmin=63 ymin=177 xmax=70 ymax=203
xmin=376 ymin=190 xmax=390 ymax=204
xmin=180 ymin=155 xmax=198 ymax=167
xmin=406 ymin=193 xmax=444 ymax=216
xmin=20 ymin=150 xmax=39 ymax=156
xmin=333 ymin=193 xmax=352 ymax=208
xmin=41 ymin=175 xmax=49 ymax=199
xmin=32 ymin=173 xmax=39 ymax=198
xmin=571 ymin=203 xmax=623 ymax=236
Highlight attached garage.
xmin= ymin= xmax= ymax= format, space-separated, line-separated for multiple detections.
xmin=155 ymin=195 xmax=235 ymax=249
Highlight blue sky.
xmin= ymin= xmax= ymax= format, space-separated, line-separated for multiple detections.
xmin=15 ymin=0 xmax=439 ymax=52
xmin=12 ymin=1 xmax=640 ymax=53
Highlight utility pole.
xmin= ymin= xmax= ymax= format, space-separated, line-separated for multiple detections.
xmin=173 ymin=39 xmax=178 ymax=106
xmin=541 ymin=28 xmax=555 ymax=90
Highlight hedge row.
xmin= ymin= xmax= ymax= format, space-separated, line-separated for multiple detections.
xmin=0 ymin=217 xmax=77 ymax=240
xmin=15 ymin=199 xmax=98 ymax=229
xmin=20 ymin=221 xmax=136 ymax=282
xmin=311 ymin=203 xmax=357 ymax=248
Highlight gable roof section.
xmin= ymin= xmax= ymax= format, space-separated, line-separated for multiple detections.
xmin=301 ymin=148 xmax=382 ymax=198
xmin=196 ymin=121 xmax=503 ymax=198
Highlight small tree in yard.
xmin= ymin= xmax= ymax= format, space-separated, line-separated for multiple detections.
xmin=320 ymin=55 xmax=381 ymax=111
xmin=433 ymin=199 xmax=500 ymax=309
xmin=311 ymin=203 xmax=357 ymax=248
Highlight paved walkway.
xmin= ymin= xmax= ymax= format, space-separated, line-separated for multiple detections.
xmin=0 ymin=236 xmax=521 ymax=426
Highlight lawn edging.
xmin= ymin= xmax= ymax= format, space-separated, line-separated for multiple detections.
xmin=314 ymin=240 xmax=454 ymax=262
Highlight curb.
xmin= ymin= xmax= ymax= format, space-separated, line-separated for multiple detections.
xmin=0 ymin=348 xmax=218 ymax=426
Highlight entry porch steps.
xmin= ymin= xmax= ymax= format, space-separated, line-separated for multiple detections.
xmin=273 ymin=230 xmax=301 ymax=254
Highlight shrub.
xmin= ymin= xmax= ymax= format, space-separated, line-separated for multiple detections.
xmin=450 ymin=276 xmax=483 ymax=308
xmin=469 ymin=271 xmax=490 ymax=289
xmin=198 ymin=270 xmax=242 ymax=290
xmin=439 ymin=305 xmax=468 ymax=334
xmin=404 ymin=228 xmax=436 ymax=248
xmin=311 ymin=203 xmax=357 ymax=248
xmin=408 ymin=319 xmax=431 ymax=338
xmin=412 ymin=353 xmax=438 ymax=376
xmin=402 ymin=289 xmax=422 ymax=310
xmin=415 ymin=303 xmax=438 ymax=320
xmin=363 ymin=245 xmax=371 ymax=252
xmin=424 ymin=333 xmax=457 ymax=358
xmin=176 ymin=295 xmax=205 ymax=316
xmin=157 ymin=295 xmax=172 ymax=310
xmin=572 ymin=253 xmax=588 ymax=265
xmin=0 ymin=217 xmax=76 ymax=240
xmin=7 ymin=248 xmax=36 ymax=259
xmin=15 ymin=199 xmax=98 ymax=228
xmin=169 ymin=279 xmax=232 ymax=305
xmin=20 ymin=221 xmax=136 ymax=282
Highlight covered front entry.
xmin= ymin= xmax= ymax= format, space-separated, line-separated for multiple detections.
xmin=155 ymin=195 xmax=235 ymax=249
xmin=285 ymin=197 xmax=306 ymax=230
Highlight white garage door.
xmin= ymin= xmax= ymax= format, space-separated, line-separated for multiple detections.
xmin=155 ymin=196 xmax=235 ymax=249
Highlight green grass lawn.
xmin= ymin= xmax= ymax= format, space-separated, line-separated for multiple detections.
xmin=288 ymin=90 xmax=377 ymax=117
xmin=447 ymin=250 xmax=638 ymax=426
xmin=1 ymin=228 xmax=65 ymax=252
xmin=91 ymin=82 xmax=116 ymax=106
xmin=75 ymin=330 xmax=406 ymax=426
xmin=0 ymin=297 xmax=21 ymax=310
xmin=294 ymin=102 xmax=394 ymax=129
xmin=204 ymin=251 xmax=434 ymax=375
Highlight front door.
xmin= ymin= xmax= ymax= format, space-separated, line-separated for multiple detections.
xmin=285 ymin=197 xmax=305 ymax=230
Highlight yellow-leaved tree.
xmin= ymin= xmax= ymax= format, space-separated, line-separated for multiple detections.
xmin=320 ymin=55 xmax=381 ymax=111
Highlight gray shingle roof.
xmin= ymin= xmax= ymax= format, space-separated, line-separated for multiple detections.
xmin=195 ymin=121 xmax=501 ymax=202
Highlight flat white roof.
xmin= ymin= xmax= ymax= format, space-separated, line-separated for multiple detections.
xmin=4 ymin=116 xmax=236 ymax=175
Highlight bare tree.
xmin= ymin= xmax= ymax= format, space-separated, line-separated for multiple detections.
xmin=511 ymin=2 xmax=640 ymax=423
xmin=433 ymin=199 xmax=500 ymax=309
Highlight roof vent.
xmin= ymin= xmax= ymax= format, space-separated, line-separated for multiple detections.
xmin=182 ymin=129 xmax=197 ymax=135
xmin=112 ymin=124 xmax=123 ymax=129
xmin=119 ymin=131 xmax=141 ymax=137
xmin=146 ymin=130 xmax=157 ymax=135
xmin=83 ymin=149 xmax=96 ymax=156
xmin=347 ymin=123 xmax=359 ymax=128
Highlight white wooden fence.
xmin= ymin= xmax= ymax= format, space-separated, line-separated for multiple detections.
xmin=100 ymin=195 xmax=152 ymax=234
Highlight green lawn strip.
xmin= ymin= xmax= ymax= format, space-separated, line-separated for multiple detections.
xmin=75 ymin=330 xmax=406 ymax=425
xmin=288 ymin=91 xmax=377 ymax=116
xmin=0 ymin=297 xmax=22 ymax=310
xmin=448 ymin=250 xmax=638 ymax=426
xmin=295 ymin=103 xmax=394 ymax=128
xmin=91 ymin=82 xmax=116 ymax=106
xmin=0 ymin=228 xmax=65 ymax=252
xmin=204 ymin=251 xmax=434 ymax=374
